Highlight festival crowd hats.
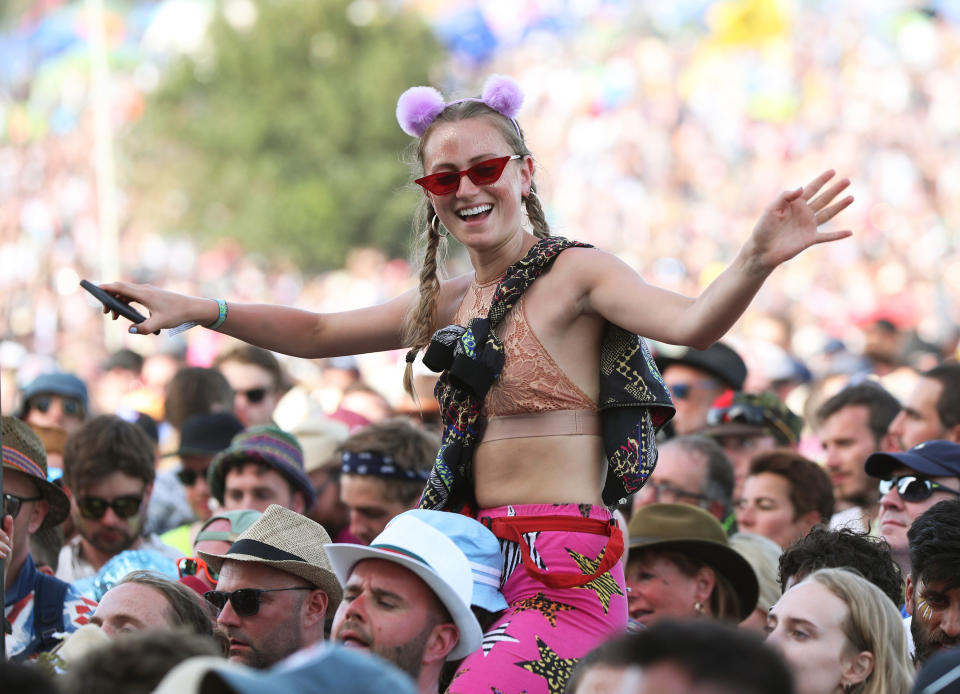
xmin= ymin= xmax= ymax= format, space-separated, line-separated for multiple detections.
xmin=653 ymin=342 xmax=748 ymax=391
xmin=2 ymin=416 xmax=70 ymax=528
xmin=207 ymin=425 xmax=316 ymax=510
xmin=194 ymin=509 xmax=263 ymax=548
xmin=701 ymin=391 xmax=803 ymax=446
xmin=153 ymin=643 xmax=417 ymax=694
xmin=199 ymin=504 xmax=342 ymax=611
xmin=393 ymin=509 xmax=508 ymax=612
xmin=865 ymin=440 xmax=960 ymax=480
xmin=627 ymin=503 xmax=759 ymax=622
xmin=325 ymin=512 xmax=484 ymax=660
xmin=20 ymin=371 xmax=90 ymax=413
xmin=167 ymin=412 xmax=244 ymax=458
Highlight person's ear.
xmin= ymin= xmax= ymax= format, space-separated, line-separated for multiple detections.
xmin=946 ymin=423 xmax=960 ymax=445
xmin=28 ymin=499 xmax=49 ymax=534
xmin=424 ymin=622 xmax=459 ymax=665
xmin=302 ymin=589 xmax=329 ymax=628
xmin=694 ymin=566 xmax=717 ymax=604
xmin=840 ymin=650 xmax=875 ymax=689
xmin=905 ymin=575 xmax=915 ymax=616
xmin=520 ymin=156 xmax=534 ymax=197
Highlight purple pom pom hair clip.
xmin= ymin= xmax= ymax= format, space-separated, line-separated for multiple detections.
xmin=396 ymin=74 xmax=524 ymax=139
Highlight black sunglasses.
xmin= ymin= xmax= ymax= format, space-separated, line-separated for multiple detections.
xmin=176 ymin=467 xmax=209 ymax=486
xmin=879 ymin=474 xmax=960 ymax=503
xmin=236 ymin=387 xmax=268 ymax=404
xmin=3 ymin=492 xmax=44 ymax=519
xmin=203 ymin=587 xmax=313 ymax=617
xmin=76 ymin=493 xmax=144 ymax=520
xmin=30 ymin=394 xmax=84 ymax=417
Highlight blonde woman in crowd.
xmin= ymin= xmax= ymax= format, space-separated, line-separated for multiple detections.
xmin=766 ymin=567 xmax=913 ymax=694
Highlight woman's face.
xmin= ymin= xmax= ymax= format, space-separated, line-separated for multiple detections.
xmin=735 ymin=472 xmax=812 ymax=549
xmin=420 ymin=117 xmax=532 ymax=251
xmin=765 ymin=580 xmax=862 ymax=694
xmin=625 ymin=551 xmax=713 ymax=626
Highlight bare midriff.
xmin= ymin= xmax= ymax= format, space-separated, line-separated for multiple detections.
xmin=473 ymin=434 xmax=606 ymax=507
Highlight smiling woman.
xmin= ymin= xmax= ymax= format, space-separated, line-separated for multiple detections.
xmin=97 ymin=72 xmax=854 ymax=692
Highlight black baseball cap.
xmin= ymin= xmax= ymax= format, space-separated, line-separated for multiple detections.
xmin=654 ymin=342 xmax=747 ymax=391
xmin=166 ymin=411 xmax=244 ymax=457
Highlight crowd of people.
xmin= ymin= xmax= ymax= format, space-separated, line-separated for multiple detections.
xmin=4 ymin=3 xmax=960 ymax=694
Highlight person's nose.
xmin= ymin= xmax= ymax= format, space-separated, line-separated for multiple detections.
xmin=349 ymin=510 xmax=368 ymax=542
xmin=879 ymin=485 xmax=903 ymax=511
xmin=764 ymin=626 xmax=784 ymax=651
xmin=940 ymin=604 xmax=960 ymax=638
xmin=737 ymin=503 xmax=755 ymax=527
xmin=887 ymin=412 xmax=905 ymax=442
xmin=217 ymin=597 xmax=241 ymax=628
xmin=456 ymin=172 xmax=481 ymax=197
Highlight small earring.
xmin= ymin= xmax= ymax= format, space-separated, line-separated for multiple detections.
xmin=430 ymin=214 xmax=448 ymax=238
xmin=694 ymin=601 xmax=704 ymax=615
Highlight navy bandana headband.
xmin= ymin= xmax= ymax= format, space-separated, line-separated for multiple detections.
xmin=341 ymin=451 xmax=430 ymax=482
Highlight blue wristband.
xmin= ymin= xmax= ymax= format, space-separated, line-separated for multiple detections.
xmin=207 ymin=299 xmax=228 ymax=330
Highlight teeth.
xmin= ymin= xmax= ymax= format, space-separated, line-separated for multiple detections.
xmin=459 ymin=204 xmax=492 ymax=218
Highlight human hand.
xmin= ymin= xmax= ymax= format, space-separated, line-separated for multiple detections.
xmin=0 ymin=514 xmax=13 ymax=560
xmin=746 ymin=170 xmax=853 ymax=274
xmin=96 ymin=281 xmax=214 ymax=335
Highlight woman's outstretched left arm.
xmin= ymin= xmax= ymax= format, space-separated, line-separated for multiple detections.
xmin=583 ymin=169 xmax=853 ymax=347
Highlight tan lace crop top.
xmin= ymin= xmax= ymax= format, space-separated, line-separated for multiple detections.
xmin=454 ymin=277 xmax=600 ymax=441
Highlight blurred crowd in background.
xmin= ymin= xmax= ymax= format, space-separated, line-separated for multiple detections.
xmin=2 ymin=1 xmax=960 ymax=431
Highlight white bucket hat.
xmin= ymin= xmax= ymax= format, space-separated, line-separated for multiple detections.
xmin=326 ymin=514 xmax=483 ymax=660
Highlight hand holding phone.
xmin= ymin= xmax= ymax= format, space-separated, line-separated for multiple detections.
xmin=80 ymin=280 xmax=158 ymax=333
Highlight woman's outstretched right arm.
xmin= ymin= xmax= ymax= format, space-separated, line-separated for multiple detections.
xmin=97 ymin=281 xmax=414 ymax=359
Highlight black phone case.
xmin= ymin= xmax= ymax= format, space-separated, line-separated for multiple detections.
xmin=80 ymin=280 xmax=146 ymax=324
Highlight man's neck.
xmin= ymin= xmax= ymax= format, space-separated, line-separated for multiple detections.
xmin=4 ymin=549 xmax=28 ymax=593
xmin=79 ymin=535 xmax=143 ymax=572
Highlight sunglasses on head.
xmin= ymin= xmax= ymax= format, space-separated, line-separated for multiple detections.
xmin=878 ymin=474 xmax=960 ymax=503
xmin=176 ymin=467 xmax=209 ymax=486
xmin=76 ymin=493 xmax=144 ymax=520
xmin=236 ymin=387 xmax=268 ymax=404
xmin=30 ymin=394 xmax=84 ymax=417
xmin=3 ymin=492 xmax=44 ymax=519
xmin=414 ymin=154 xmax=521 ymax=196
xmin=668 ymin=380 xmax=718 ymax=401
xmin=177 ymin=556 xmax=219 ymax=585
xmin=203 ymin=587 xmax=313 ymax=618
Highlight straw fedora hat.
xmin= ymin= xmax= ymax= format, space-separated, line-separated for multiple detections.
xmin=199 ymin=504 xmax=342 ymax=611
xmin=627 ymin=503 xmax=759 ymax=621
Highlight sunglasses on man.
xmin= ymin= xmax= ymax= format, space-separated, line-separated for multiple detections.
xmin=29 ymin=394 xmax=84 ymax=418
xmin=878 ymin=474 xmax=960 ymax=503
xmin=3 ymin=492 xmax=44 ymax=519
xmin=414 ymin=154 xmax=522 ymax=196
xmin=203 ymin=587 xmax=313 ymax=618
xmin=76 ymin=493 xmax=145 ymax=520
xmin=176 ymin=467 xmax=209 ymax=486
xmin=177 ymin=556 xmax=219 ymax=585
xmin=235 ymin=387 xmax=268 ymax=404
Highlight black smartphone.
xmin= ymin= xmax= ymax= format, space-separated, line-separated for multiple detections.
xmin=80 ymin=279 xmax=147 ymax=324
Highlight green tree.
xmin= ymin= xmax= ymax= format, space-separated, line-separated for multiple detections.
xmin=123 ymin=0 xmax=444 ymax=270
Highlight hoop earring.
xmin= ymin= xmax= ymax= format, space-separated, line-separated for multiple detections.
xmin=430 ymin=214 xmax=448 ymax=238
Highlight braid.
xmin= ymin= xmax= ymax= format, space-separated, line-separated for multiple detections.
xmin=402 ymin=205 xmax=444 ymax=398
xmin=524 ymin=182 xmax=551 ymax=239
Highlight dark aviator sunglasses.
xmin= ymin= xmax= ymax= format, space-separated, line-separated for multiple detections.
xmin=878 ymin=474 xmax=960 ymax=503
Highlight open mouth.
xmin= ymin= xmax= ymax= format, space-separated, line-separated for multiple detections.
xmin=458 ymin=204 xmax=493 ymax=221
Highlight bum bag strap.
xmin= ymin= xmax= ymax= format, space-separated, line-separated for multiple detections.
xmin=481 ymin=515 xmax=623 ymax=589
